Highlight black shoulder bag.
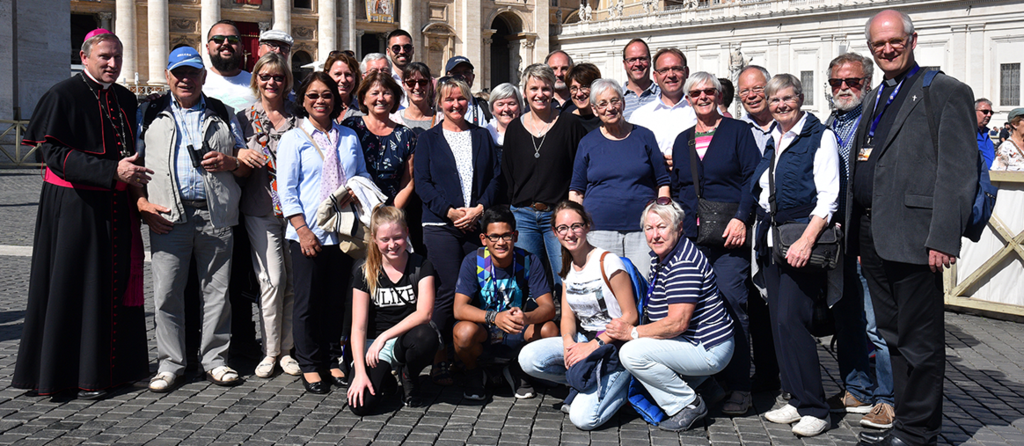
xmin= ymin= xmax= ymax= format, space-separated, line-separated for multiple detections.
xmin=689 ymin=130 xmax=744 ymax=248
xmin=768 ymin=146 xmax=842 ymax=271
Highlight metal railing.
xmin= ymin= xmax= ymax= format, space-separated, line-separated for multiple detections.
xmin=0 ymin=119 xmax=39 ymax=168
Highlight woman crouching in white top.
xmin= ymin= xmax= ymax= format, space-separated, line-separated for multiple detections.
xmin=517 ymin=200 xmax=637 ymax=430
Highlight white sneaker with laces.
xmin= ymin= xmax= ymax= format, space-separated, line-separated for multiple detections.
xmin=791 ymin=415 xmax=829 ymax=437
xmin=765 ymin=404 xmax=801 ymax=424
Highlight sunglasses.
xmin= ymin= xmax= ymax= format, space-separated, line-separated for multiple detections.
xmin=828 ymin=77 xmax=864 ymax=89
xmin=645 ymin=197 xmax=673 ymax=207
xmin=390 ymin=44 xmax=413 ymax=54
xmin=209 ymin=35 xmax=241 ymax=45
xmin=687 ymin=88 xmax=718 ymax=99
xmin=978 ymin=109 xmax=994 ymax=115
xmin=305 ymin=92 xmax=334 ymax=101
xmin=329 ymin=50 xmax=356 ymax=58
xmin=404 ymin=79 xmax=430 ymax=88
xmin=258 ymin=74 xmax=285 ymax=82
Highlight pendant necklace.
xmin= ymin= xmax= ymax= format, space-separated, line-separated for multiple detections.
xmin=530 ymin=113 xmax=555 ymax=159
xmin=82 ymin=75 xmax=132 ymax=158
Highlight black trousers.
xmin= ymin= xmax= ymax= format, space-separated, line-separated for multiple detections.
xmin=699 ymin=245 xmax=753 ymax=392
xmin=422 ymin=225 xmax=481 ymax=349
xmin=349 ymin=323 xmax=440 ymax=416
xmin=763 ymin=260 xmax=828 ymax=420
xmin=748 ymin=279 xmax=780 ymax=388
xmin=289 ymin=241 xmax=352 ymax=373
xmin=859 ymin=214 xmax=944 ymax=445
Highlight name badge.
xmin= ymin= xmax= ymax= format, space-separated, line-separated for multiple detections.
xmin=858 ymin=146 xmax=874 ymax=162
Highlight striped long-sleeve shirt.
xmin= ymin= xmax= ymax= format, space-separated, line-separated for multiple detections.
xmin=646 ymin=238 xmax=733 ymax=349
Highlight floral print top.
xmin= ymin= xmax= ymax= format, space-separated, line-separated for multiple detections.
xmin=993 ymin=139 xmax=1024 ymax=171
xmin=342 ymin=116 xmax=417 ymax=201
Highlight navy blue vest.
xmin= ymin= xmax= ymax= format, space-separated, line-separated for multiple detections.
xmin=752 ymin=113 xmax=827 ymax=223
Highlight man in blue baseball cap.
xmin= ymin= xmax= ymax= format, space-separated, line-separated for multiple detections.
xmin=444 ymin=56 xmax=492 ymax=125
xmin=132 ymin=45 xmax=251 ymax=393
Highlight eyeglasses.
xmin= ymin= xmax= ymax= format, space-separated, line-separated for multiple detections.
xmin=827 ymin=77 xmax=864 ymax=89
xmin=594 ymin=97 xmax=622 ymax=110
xmin=768 ymin=95 xmax=800 ymax=106
xmin=305 ymin=92 xmax=334 ymax=101
xmin=688 ymin=88 xmax=718 ymax=99
xmin=261 ymin=41 xmax=290 ymax=51
xmin=569 ymin=86 xmax=591 ymax=95
xmin=209 ymin=35 xmax=241 ymax=45
xmin=869 ymin=36 xmax=912 ymax=52
xmin=978 ymin=109 xmax=994 ymax=115
xmin=655 ymin=66 xmax=687 ymax=75
xmin=483 ymin=233 xmax=514 ymax=242
xmin=258 ymin=74 xmax=285 ymax=83
xmin=624 ymin=56 xmax=650 ymax=65
xmin=738 ymin=86 xmax=765 ymax=97
xmin=554 ymin=223 xmax=587 ymax=235
xmin=404 ymin=79 xmax=430 ymax=88
xmin=390 ymin=44 xmax=413 ymax=54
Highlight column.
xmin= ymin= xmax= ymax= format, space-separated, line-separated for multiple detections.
xmin=534 ymin=0 xmax=550 ymax=62
xmin=200 ymin=0 xmax=220 ymax=69
xmin=347 ymin=0 xmax=357 ymax=52
xmin=966 ymin=24 xmax=985 ymax=96
xmin=460 ymin=0 xmax=481 ymax=90
xmin=481 ymin=29 xmax=495 ymax=92
xmin=399 ymin=0 xmax=419 ymax=60
xmin=114 ymin=0 xmax=136 ymax=83
xmin=274 ymin=0 xmax=291 ymax=33
xmin=318 ymin=0 xmax=337 ymax=58
xmin=98 ymin=12 xmax=112 ymax=30
xmin=148 ymin=0 xmax=169 ymax=84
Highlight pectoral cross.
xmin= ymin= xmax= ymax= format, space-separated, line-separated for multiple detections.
xmin=912 ymin=95 xmax=918 ymax=102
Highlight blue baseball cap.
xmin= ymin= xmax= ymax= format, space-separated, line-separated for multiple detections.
xmin=445 ymin=56 xmax=473 ymax=74
xmin=167 ymin=47 xmax=204 ymax=71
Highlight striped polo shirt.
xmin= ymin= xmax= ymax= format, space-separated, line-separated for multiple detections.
xmin=646 ymin=238 xmax=733 ymax=349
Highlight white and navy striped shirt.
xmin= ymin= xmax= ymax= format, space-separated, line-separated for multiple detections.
xmin=647 ymin=239 xmax=733 ymax=349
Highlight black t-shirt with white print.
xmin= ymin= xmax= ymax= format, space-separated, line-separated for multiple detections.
xmin=352 ymin=253 xmax=435 ymax=338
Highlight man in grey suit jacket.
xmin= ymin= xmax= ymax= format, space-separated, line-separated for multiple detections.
xmin=850 ymin=10 xmax=979 ymax=446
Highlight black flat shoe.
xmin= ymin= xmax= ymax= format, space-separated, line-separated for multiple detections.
xmin=858 ymin=431 xmax=909 ymax=446
xmin=301 ymin=375 xmax=330 ymax=394
xmin=331 ymin=375 xmax=349 ymax=388
xmin=77 ymin=390 xmax=107 ymax=400
xmin=858 ymin=429 xmax=892 ymax=444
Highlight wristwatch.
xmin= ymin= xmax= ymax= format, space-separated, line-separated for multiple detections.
xmin=594 ymin=337 xmax=605 ymax=346
xmin=630 ymin=327 xmax=639 ymax=340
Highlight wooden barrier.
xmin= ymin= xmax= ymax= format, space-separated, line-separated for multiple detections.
xmin=944 ymin=171 xmax=1024 ymax=323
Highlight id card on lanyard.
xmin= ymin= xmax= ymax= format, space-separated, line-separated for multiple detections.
xmin=860 ymin=65 xmax=920 ymax=162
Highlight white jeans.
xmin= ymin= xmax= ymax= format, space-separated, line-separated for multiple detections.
xmin=245 ymin=213 xmax=295 ymax=358
xmin=587 ymin=230 xmax=652 ymax=277
xmin=619 ymin=336 xmax=734 ymax=416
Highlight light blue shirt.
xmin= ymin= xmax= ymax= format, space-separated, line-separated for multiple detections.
xmin=622 ymin=79 xmax=660 ymax=121
xmin=277 ymin=118 xmax=370 ymax=245
xmin=136 ymin=95 xmax=246 ymax=201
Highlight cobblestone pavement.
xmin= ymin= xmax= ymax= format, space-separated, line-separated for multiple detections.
xmin=2 ymin=169 xmax=1023 ymax=445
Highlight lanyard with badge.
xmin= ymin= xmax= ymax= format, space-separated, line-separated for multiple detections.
xmin=859 ymin=65 xmax=920 ymax=162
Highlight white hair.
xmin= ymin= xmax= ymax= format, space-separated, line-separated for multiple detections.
xmin=865 ymin=10 xmax=915 ymax=42
xmin=360 ymin=53 xmax=392 ymax=74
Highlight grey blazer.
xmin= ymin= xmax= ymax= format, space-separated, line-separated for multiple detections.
xmin=845 ymin=70 xmax=979 ymax=265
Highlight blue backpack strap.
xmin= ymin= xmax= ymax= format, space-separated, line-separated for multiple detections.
xmin=476 ymin=247 xmax=491 ymax=290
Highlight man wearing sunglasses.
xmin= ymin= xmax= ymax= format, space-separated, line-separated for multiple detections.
xmin=257 ymin=29 xmax=293 ymax=60
xmin=386 ymin=29 xmax=414 ymax=82
xmin=975 ymin=99 xmax=996 ymax=169
xmin=203 ymin=20 xmax=256 ymax=111
xmin=822 ymin=52 xmax=894 ymax=433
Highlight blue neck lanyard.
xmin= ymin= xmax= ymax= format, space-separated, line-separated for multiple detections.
xmin=868 ymin=65 xmax=920 ymax=143
xmin=833 ymin=115 xmax=862 ymax=149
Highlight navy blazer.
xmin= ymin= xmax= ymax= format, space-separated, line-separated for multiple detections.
xmin=671 ymin=117 xmax=762 ymax=239
xmin=413 ymin=124 xmax=502 ymax=224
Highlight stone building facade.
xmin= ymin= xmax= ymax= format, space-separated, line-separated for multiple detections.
xmin=557 ymin=0 xmax=1024 ymax=124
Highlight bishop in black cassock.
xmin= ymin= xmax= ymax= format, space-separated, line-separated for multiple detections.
xmin=13 ymin=31 xmax=151 ymax=398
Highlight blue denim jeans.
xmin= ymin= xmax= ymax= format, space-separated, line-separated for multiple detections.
xmin=619 ymin=336 xmax=735 ymax=417
xmin=836 ymin=256 xmax=875 ymax=404
xmin=518 ymin=335 xmax=631 ymax=430
xmin=861 ymin=262 xmax=894 ymax=405
xmin=510 ymin=206 xmax=562 ymax=288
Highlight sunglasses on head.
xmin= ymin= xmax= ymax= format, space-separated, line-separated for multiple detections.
xmin=645 ymin=197 xmax=673 ymax=207
xmin=209 ymin=35 xmax=241 ymax=45
xmin=827 ymin=77 xmax=864 ymax=89
xmin=258 ymin=74 xmax=285 ymax=83
xmin=390 ymin=44 xmax=413 ymax=54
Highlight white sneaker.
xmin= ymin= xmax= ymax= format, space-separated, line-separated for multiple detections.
xmin=765 ymin=404 xmax=801 ymax=424
xmin=279 ymin=355 xmax=301 ymax=376
xmin=791 ymin=415 xmax=829 ymax=437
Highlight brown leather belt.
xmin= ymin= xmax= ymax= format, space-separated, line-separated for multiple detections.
xmin=529 ymin=202 xmax=551 ymax=212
